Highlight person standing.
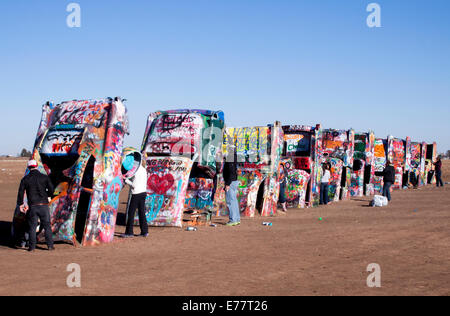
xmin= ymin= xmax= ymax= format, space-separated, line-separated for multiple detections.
xmin=223 ymin=148 xmax=240 ymax=226
xmin=17 ymin=160 xmax=55 ymax=252
xmin=320 ymin=162 xmax=331 ymax=205
xmin=375 ymin=161 xmax=396 ymax=201
xmin=122 ymin=158 xmax=149 ymax=238
xmin=278 ymin=163 xmax=288 ymax=213
xmin=434 ymin=157 xmax=444 ymax=187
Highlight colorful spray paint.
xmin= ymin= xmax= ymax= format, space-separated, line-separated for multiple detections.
xmin=281 ymin=124 xmax=322 ymax=207
xmin=321 ymin=129 xmax=355 ymax=201
xmin=371 ymin=138 xmax=387 ymax=194
xmin=15 ymin=98 xmax=129 ymax=246
xmin=408 ymin=141 xmax=422 ymax=187
xmin=215 ymin=122 xmax=283 ymax=217
xmin=387 ymin=135 xmax=406 ymax=190
xmin=136 ymin=110 xmax=225 ymax=227
xmin=351 ymin=131 xmax=375 ymax=197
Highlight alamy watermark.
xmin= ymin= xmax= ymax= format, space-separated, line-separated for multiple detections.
xmin=366 ymin=263 xmax=381 ymax=288
xmin=64 ymin=3 xmax=381 ymax=29
xmin=66 ymin=3 xmax=81 ymax=28
xmin=366 ymin=3 xmax=381 ymax=28
xmin=66 ymin=263 xmax=81 ymax=288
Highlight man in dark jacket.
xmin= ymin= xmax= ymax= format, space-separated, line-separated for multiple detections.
xmin=375 ymin=161 xmax=396 ymax=201
xmin=434 ymin=157 xmax=444 ymax=187
xmin=223 ymin=148 xmax=240 ymax=226
xmin=17 ymin=160 xmax=55 ymax=252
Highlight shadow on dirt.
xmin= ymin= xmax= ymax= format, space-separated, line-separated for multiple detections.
xmin=0 ymin=221 xmax=13 ymax=248
xmin=116 ymin=212 xmax=126 ymax=226
xmin=352 ymin=198 xmax=370 ymax=202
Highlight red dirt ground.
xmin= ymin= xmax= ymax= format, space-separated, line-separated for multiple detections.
xmin=0 ymin=158 xmax=449 ymax=296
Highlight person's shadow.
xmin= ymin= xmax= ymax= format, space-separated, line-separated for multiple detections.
xmin=116 ymin=212 xmax=126 ymax=226
xmin=0 ymin=221 xmax=13 ymax=248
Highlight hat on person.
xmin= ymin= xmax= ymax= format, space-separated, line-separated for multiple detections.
xmin=122 ymin=155 xmax=135 ymax=171
xmin=27 ymin=160 xmax=38 ymax=168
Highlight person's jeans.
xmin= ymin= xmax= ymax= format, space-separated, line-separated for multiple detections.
xmin=226 ymin=181 xmax=240 ymax=223
xmin=279 ymin=180 xmax=286 ymax=204
xmin=28 ymin=205 xmax=53 ymax=250
xmin=320 ymin=183 xmax=329 ymax=205
xmin=382 ymin=182 xmax=392 ymax=201
xmin=436 ymin=171 xmax=444 ymax=187
xmin=125 ymin=193 xmax=149 ymax=236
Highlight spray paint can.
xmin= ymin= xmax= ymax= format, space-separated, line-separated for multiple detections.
xmin=186 ymin=227 xmax=197 ymax=231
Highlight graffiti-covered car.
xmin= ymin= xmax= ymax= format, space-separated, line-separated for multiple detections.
xmin=370 ymin=138 xmax=388 ymax=194
xmin=419 ymin=142 xmax=429 ymax=186
xmin=214 ymin=122 xmax=284 ymax=217
xmin=281 ymin=124 xmax=322 ymax=207
xmin=386 ymin=135 xmax=408 ymax=190
xmin=321 ymin=128 xmax=355 ymax=201
xmin=13 ymin=98 xmax=129 ymax=246
xmin=350 ymin=131 xmax=375 ymax=196
xmin=425 ymin=142 xmax=437 ymax=184
xmin=131 ymin=109 xmax=225 ymax=227
xmin=404 ymin=140 xmax=431 ymax=188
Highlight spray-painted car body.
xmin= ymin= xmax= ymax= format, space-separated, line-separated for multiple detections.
xmin=214 ymin=122 xmax=284 ymax=217
xmin=370 ymin=138 xmax=387 ymax=193
xmin=321 ymin=129 xmax=355 ymax=201
xmin=404 ymin=136 xmax=412 ymax=187
xmin=350 ymin=131 xmax=375 ymax=197
xmin=15 ymin=98 xmax=129 ymax=246
xmin=279 ymin=158 xmax=310 ymax=209
xmin=426 ymin=142 xmax=437 ymax=184
xmin=407 ymin=141 xmax=422 ymax=187
xmin=135 ymin=110 xmax=225 ymax=227
xmin=419 ymin=142 xmax=428 ymax=186
xmin=281 ymin=124 xmax=322 ymax=207
xmin=387 ymin=136 xmax=407 ymax=189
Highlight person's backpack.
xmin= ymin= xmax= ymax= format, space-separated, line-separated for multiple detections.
xmin=370 ymin=195 xmax=388 ymax=207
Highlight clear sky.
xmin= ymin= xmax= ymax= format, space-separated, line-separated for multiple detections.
xmin=1 ymin=0 xmax=449 ymax=155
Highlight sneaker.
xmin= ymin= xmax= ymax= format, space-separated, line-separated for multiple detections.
xmin=120 ymin=234 xmax=134 ymax=238
xmin=140 ymin=233 xmax=149 ymax=238
xmin=48 ymin=246 xmax=56 ymax=251
xmin=225 ymin=222 xmax=241 ymax=227
xmin=28 ymin=248 xmax=35 ymax=253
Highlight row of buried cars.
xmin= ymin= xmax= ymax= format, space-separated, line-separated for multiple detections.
xmin=13 ymin=98 xmax=439 ymax=246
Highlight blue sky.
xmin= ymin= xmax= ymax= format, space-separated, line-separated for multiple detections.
xmin=1 ymin=0 xmax=449 ymax=155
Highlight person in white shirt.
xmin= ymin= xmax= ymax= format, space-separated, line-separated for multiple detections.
xmin=121 ymin=158 xmax=149 ymax=238
xmin=320 ymin=162 xmax=331 ymax=205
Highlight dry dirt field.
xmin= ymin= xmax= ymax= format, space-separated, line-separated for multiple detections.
xmin=0 ymin=158 xmax=449 ymax=296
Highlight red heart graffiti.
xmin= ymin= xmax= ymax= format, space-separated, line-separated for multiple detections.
xmin=148 ymin=174 xmax=175 ymax=195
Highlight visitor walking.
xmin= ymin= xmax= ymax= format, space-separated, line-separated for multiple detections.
xmin=16 ymin=160 xmax=55 ymax=252
xmin=122 ymin=158 xmax=149 ymax=238
xmin=320 ymin=162 xmax=331 ymax=205
xmin=375 ymin=161 xmax=396 ymax=201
